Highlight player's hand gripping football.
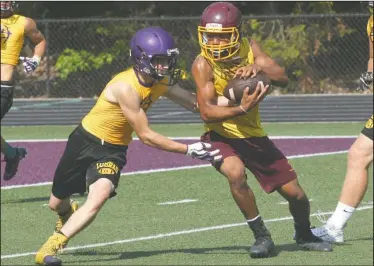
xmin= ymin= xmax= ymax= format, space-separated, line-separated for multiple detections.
xmin=240 ymin=81 xmax=269 ymax=113
xmin=233 ymin=64 xmax=262 ymax=79
xmin=358 ymin=72 xmax=373 ymax=91
xmin=186 ymin=142 xmax=222 ymax=162
xmin=19 ymin=56 xmax=41 ymax=74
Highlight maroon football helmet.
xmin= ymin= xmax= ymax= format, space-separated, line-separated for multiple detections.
xmin=198 ymin=2 xmax=242 ymax=61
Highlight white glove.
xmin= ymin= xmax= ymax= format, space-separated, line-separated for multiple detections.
xmin=186 ymin=142 xmax=222 ymax=162
xmin=20 ymin=56 xmax=41 ymax=74
xmin=358 ymin=72 xmax=373 ymax=91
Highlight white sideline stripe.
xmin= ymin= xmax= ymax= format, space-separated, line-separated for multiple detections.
xmin=157 ymin=199 xmax=198 ymax=205
xmin=6 ymin=135 xmax=357 ymax=143
xmin=278 ymin=199 xmax=313 ymax=205
xmin=41 ymin=201 xmax=80 ymax=207
xmin=0 ymin=150 xmax=349 ymax=190
xmin=148 ymin=111 xmax=189 ymax=119
xmin=1 ymin=205 xmax=372 ymax=260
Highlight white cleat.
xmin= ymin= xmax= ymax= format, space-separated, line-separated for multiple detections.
xmin=311 ymin=224 xmax=344 ymax=243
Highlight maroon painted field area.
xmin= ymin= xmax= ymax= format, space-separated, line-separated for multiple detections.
xmin=1 ymin=138 xmax=354 ymax=187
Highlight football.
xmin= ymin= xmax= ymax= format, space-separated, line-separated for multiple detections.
xmin=223 ymin=73 xmax=271 ymax=103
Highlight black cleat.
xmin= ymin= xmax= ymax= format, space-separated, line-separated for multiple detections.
xmin=250 ymin=236 xmax=276 ymax=258
xmin=248 ymin=216 xmax=276 ymax=258
xmin=295 ymin=231 xmax=333 ymax=252
xmin=3 ymin=147 xmax=27 ymax=180
xmin=43 ymin=256 xmax=62 ymax=266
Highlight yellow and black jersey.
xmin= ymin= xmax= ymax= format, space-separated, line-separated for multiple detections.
xmin=82 ymin=68 xmax=169 ymax=146
xmin=1 ymin=14 xmax=26 ymax=66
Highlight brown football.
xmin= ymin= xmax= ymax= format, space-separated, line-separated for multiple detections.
xmin=223 ymin=73 xmax=271 ymax=103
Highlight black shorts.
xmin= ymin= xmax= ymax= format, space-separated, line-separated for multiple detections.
xmin=52 ymin=124 xmax=128 ymax=199
xmin=1 ymin=80 xmax=14 ymax=120
xmin=361 ymin=115 xmax=373 ymax=141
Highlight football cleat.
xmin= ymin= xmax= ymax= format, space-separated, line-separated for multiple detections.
xmin=35 ymin=233 xmax=68 ymax=265
xmin=3 ymin=147 xmax=27 ymax=180
xmin=249 ymin=236 xmax=276 ymax=258
xmin=294 ymin=229 xmax=333 ymax=252
xmin=311 ymin=224 xmax=344 ymax=243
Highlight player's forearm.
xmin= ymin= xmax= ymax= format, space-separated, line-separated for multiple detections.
xmin=217 ymin=96 xmax=238 ymax=107
xmin=200 ymin=104 xmax=245 ymax=123
xmin=168 ymin=92 xmax=198 ymax=113
xmin=261 ymin=66 xmax=288 ymax=87
xmin=139 ymin=130 xmax=187 ymax=154
xmin=368 ymin=58 xmax=373 ymax=72
xmin=33 ymin=39 xmax=46 ymax=59
xmin=166 ymin=84 xmax=199 ymax=113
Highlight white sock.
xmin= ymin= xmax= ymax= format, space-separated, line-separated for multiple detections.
xmin=246 ymin=215 xmax=260 ymax=223
xmin=327 ymin=202 xmax=356 ymax=229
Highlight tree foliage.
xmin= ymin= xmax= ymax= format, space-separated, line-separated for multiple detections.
xmin=16 ymin=2 xmax=372 ymax=97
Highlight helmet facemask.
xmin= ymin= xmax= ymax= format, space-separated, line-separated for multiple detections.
xmin=198 ymin=23 xmax=241 ymax=61
xmin=131 ymin=46 xmax=181 ymax=87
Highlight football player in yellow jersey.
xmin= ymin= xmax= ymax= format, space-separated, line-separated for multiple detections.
xmin=192 ymin=2 xmax=332 ymax=258
xmin=312 ymin=1 xmax=373 ymax=243
xmin=34 ymin=26 xmax=221 ymax=266
xmin=1 ymin=1 xmax=46 ymax=180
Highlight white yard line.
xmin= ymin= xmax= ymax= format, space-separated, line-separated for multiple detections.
xmin=1 ymin=150 xmax=349 ymax=190
xmin=1 ymin=205 xmax=372 ymax=260
xmin=157 ymin=199 xmax=198 ymax=205
xmin=278 ymin=199 xmax=314 ymax=205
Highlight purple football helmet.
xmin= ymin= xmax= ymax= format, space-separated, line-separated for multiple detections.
xmin=130 ymin=26 xmax=181 ymax=86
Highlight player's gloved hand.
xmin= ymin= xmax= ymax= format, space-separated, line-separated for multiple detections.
xmin=358 ymin=72 xmax=373 ymax=91
xmin=20 ymin=56 xmax=41 ymax=74
xmin=186 ymin=142 xmax=222 ymax=162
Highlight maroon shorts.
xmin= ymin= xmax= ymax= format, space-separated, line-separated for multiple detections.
xmin=201 ymin=131 xmax=297 ymax=193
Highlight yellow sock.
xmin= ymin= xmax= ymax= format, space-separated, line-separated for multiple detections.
xmin=53 ymin=232 xmax=69 ymax=247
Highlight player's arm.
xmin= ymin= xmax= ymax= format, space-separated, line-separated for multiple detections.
xmin=21 ymin=18 xmax=46 ymax=74
xmin=251 ymin=40 xmax=288 ymax=87
xmin=192 ymin=56 xmax=264 ymax=123
xmin=367 ymin=35 xmax=373 ymax=72
xmin=111 ymin=82 xmax=187 ymax=153
xmin=111 ymin=81 xmax=221 ymax=161
xmin=359 ymin=32 xmax=373 ymax=90
xmin=24 ymin=17 xmax=46 ymax=61
xmin=165 ymin=83 xmax=235 ymax=113
xmin=164 ymin=83 xmax=199 ymax=113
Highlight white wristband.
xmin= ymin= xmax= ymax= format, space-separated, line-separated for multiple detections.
xmin=239 ymin=105 xmax=247 ymax=114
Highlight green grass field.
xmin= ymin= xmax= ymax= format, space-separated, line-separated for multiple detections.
xmin=1 ymin=123 xmax=373 ymax=265
xmin=1 ymin=122 xmax=366 ymax=139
